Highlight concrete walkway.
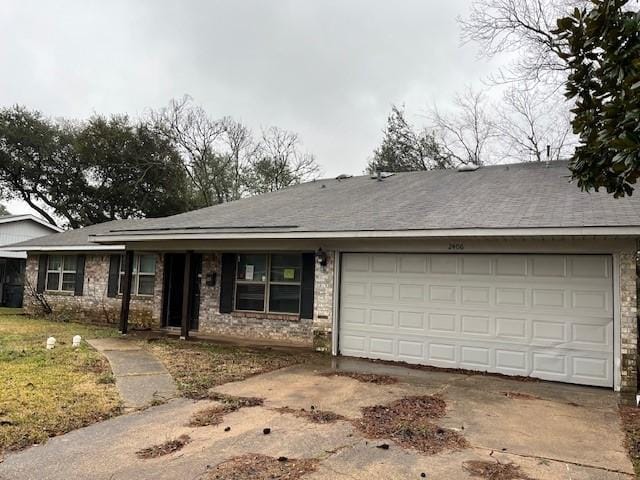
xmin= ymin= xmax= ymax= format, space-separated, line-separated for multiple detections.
xmin=88 ymin=338 xmax=178 ymax=410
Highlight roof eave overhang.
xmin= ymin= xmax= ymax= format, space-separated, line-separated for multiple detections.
xmin=88 ymin=227 xmax=640 ymax=244
xmin=0 ymin=245 xmax=125 ymax=252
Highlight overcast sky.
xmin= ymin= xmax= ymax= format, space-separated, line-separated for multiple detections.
xmin=0 ymin=0 xmax=505 ymax=216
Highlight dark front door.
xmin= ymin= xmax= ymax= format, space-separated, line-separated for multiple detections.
xmin=189 ymin=254 xmax=202 ymax=330
xmin=163 ymin=253 xmax=202 ymax=330
xmin=164 ymin=254 xmax=185 ymax=328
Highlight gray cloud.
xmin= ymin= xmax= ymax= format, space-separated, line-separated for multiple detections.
xmin=0 ymin=0 xmax=503 ymax=214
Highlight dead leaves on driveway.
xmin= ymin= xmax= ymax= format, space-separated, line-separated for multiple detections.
xmin=354 ymin=395 xmax=468 ymax=455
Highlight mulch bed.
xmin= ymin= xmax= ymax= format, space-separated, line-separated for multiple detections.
xmin=353 ymin=395 xmax=467 ymax=455
xmin=620 ymin=406 xmax=640 ymax=476
xmin=320 ymin=371 xmax=398 ymax=384
xmin=462 ymin=460 xmax=533 ymax=480
xmin=204 ymin=453 xmax=318 ymax=480
xmin=135 ymin=434 xmax=191 ymax=459
xmin=188 ymin=393 xmax=264 ymax=427
xmin=275 ymin=406 xmax=346 ymax=424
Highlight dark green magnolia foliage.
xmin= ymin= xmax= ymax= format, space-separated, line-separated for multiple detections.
xmin=0 ymin=107 xmax=190 ymax=228
xmin=368 ymin=106 xmax=451 ymax=173
xmin=554 ymin=0 xmax=640 ymax=197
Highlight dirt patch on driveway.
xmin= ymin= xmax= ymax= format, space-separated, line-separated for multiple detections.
xmin=188 ymin=394 xmax=264 ymax=427
xmin=354 ymin=395 xmax=467 ymax=455
xmin=462 ymin=459 xmax=533 ymax=479
xmin=135 ymin=434 xmax=191 ymax=459
xmin=320 ymin=371 xmax=398 ymax=384
xmin=274 ymin=407 xmax=346 ymax=424
xmin=205 ymin=453 xmax=318 ymax=479
xmin=501 ymin=391 xmax=542 ymax=401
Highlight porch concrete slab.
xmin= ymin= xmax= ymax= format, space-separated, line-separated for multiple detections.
xmin=87 ymin=338 xmax=178 ymax=409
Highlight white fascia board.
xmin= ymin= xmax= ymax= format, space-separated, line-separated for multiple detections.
xmin=0 ymin=245 xmax=125 ymax=252
xmin=88 ymin=226 xmax=640 ymax=243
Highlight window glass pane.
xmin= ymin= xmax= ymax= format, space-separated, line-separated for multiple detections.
xmin=139 ymin=255 xmax=156 ymax=274
xmin=268 ymin=284 xmax=300 ymax=314
xmin=62 ymin=273 xmax=76 ymax=291
xmin=46 ymin=272 xmax=60 ymax=290
xmin=270 ymin=254 xmax=302 ymax=283
xmin=63 ymin=256 xmax=77 ymax=271
xmin=48 ymin=256 xmax=62 ymax=271
xmin=235 ymin=283 xmax=265 ymax=311
xmin=137 ymin=275 xmax=155 ymax=295
xmin=237 ymin=254 xmax=267 ymax=282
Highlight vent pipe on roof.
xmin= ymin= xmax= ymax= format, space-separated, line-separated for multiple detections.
xmin=456 ymin=163 xmax=480 ymax=172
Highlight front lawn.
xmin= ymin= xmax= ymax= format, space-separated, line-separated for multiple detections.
xmin=144 ymin=338 xmax=319 ymax=399
xmin=0 ymin=316 xmax=121 ymax=454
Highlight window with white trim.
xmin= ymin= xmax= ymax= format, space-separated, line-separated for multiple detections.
xmin=234 ymin=253 xmax=302 ymax=314
xmin=46 ymin=255 xmax=77 ymax=292
xmin=118 ymin=254 xmax=156 ymax=296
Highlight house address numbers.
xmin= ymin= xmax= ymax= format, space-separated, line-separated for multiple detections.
xmin=448 ymin=243 xmax=464 ymax=251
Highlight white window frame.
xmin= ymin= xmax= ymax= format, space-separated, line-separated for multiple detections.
xmin=118 ymin=254 xmax=156 ymax=297
xmin=234 ymin=253 xmax=302 ymax=314
xmin=45 ymin=255 xmax=77 ymax=292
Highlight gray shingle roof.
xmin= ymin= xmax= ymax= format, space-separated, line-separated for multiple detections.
xmin=8 ymin=161 xmax=640 ymax=249
xmin=104 ymin=160 xmax=640 ymax=236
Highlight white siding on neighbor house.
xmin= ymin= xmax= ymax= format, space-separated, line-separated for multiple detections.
xmin=339 ymin=253 xmax=614 ymax=387
xmin=0 ymin=219 xmax=60 ymax=258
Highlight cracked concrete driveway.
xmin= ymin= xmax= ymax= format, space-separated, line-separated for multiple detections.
xmin=0 ymin=358 xmax=633 ymax=480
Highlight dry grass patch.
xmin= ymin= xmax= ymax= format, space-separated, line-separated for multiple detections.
xmin=0 ymin=316 xmax=121 ymax=453
xmin=275 ymin=406 xmax=346 ymax=424
xmin=205 ymin=453 xmax=318 ymax=480
xmin=620 ymin=406 xmax=640 ymax=476
xmin=320 ymin=371 xmax=398 ymax=384
xmin=136 ymin=434 xmax=191 ymax=459
xmin=462 ymin=460 xmax=533 ymax=479
xmin=145 ymin=339 xmax=318 ymax=399
xmin=188 ymin=393 xmax=264 ymax=427
xmin=354 ymin=395 xmax=467 ymax=455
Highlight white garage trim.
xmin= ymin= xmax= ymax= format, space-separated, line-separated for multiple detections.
xmin=337 ymin=252 xmax=617 ymax=388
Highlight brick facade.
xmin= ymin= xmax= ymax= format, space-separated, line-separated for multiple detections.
xmin=24 ymin=253 xmax=163 ymax=328
xmin=619 ymin=251 xmax=638 ymax=395
xmin=197 ymin=252 xmax=333 ymax=347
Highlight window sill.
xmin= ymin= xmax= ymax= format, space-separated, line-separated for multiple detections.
xmin=232 ymin=310 xmax=301 ymax=322
xmin=116 ymin=294 xmax=154 ymax=301
xmin=44 ymin=290 xmax=74 ymax=296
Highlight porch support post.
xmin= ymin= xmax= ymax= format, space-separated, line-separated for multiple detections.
xmin=180 ymin=251 xmax=192 ymax=340
xmin=119 ymin=250 xmax=134 ymax=334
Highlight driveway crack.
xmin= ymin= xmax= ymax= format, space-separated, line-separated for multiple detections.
xmin=471 ymin=444 xmax=634 ymax=476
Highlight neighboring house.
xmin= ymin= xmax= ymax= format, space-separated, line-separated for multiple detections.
xmin=0 ymin=215 xmax=61 ymax=307
xmin=4 ymin=161 xmax=640 ymax=396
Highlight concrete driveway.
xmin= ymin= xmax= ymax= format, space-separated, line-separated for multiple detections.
xmin=0 ymin=358 xmax=633 ymax=479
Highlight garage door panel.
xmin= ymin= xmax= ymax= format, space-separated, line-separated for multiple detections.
xmin=339 ymin=253 xmax=613 ymax=387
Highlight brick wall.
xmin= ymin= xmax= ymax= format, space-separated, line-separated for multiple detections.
xmin=24 ymin=253 xmax=163 ymax=328
xmin=198 ymin=251 xmax=335 ymax=349
xmin=620 ymin=251 xmax=638 ymax=395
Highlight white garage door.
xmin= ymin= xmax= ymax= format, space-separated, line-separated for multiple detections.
xmin=339 ymin=253 xmax=614 ymax=387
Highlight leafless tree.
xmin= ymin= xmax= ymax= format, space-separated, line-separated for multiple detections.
xmin=459 ymin=0 xmax=585 ymax=84
xmin=495 ymin=82 xmax=576 ymax=162
xmin=150 ymin=96 xmax=229 ymax=206
xmin=221 ymin=117 xmax=256 ymax=200
xmin=429 ymin=88 xmax=498 ymax=166
xmin=245 ymin=127 xmax=320 ymax=194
